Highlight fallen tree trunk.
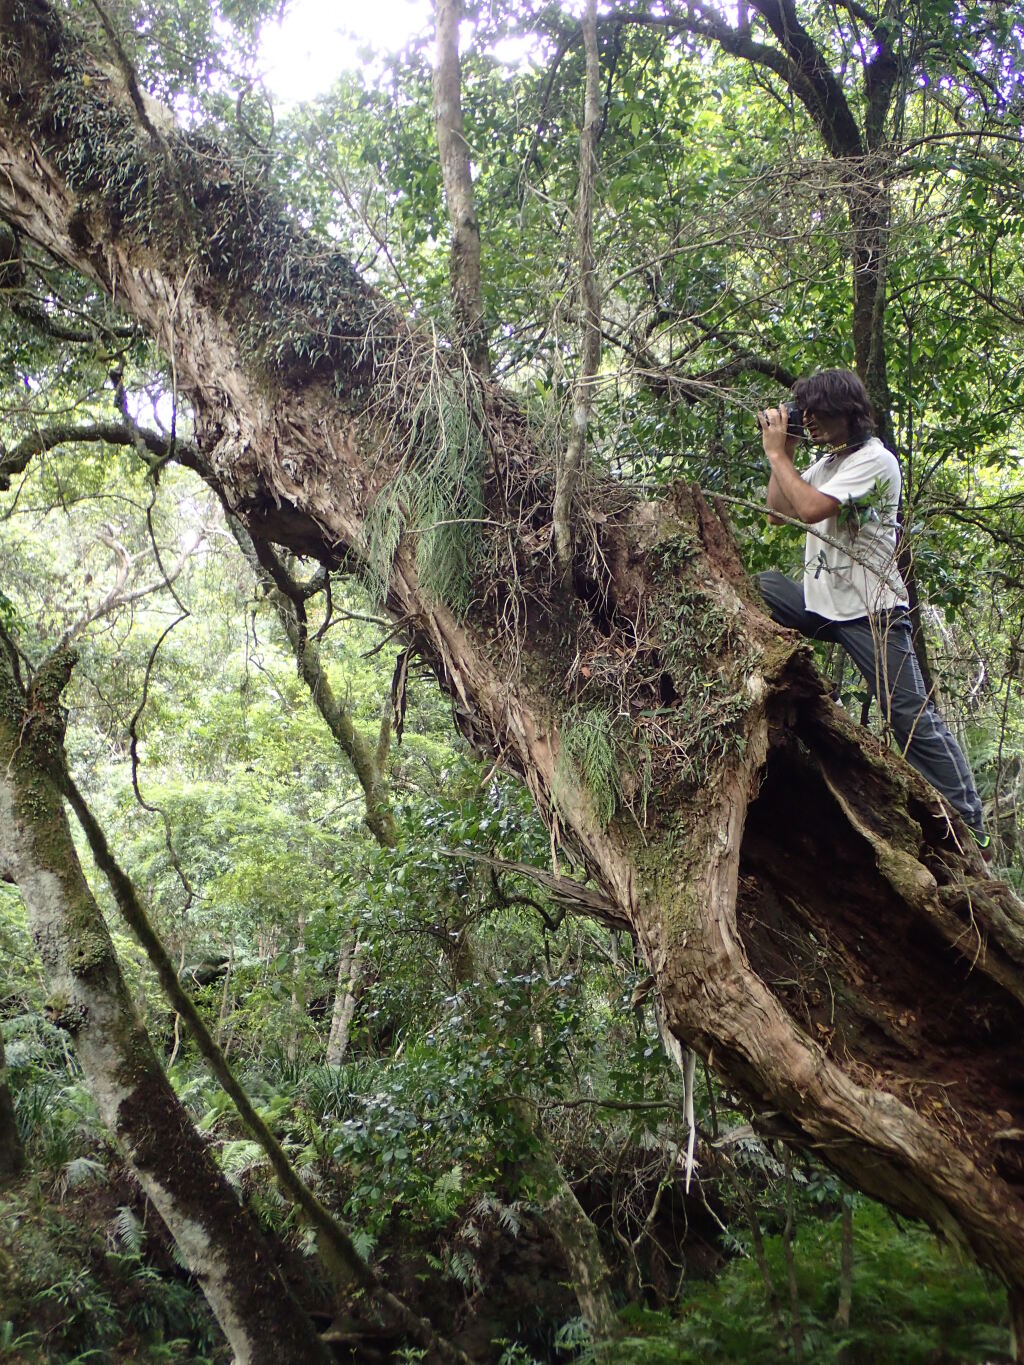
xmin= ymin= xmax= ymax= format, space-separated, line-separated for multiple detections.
xmin=4 ymin=0 xmax=1024 ymax=1311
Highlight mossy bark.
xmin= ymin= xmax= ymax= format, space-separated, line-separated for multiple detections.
xmin=326 ymin=931 xmax=363 ymax=1067
xmin=528 ymin=1147 xmax=618 ymax=1341
xmin=3 ymin=0 xmax=1024 ymax=1316
xmin=0 ymin=647 xmax=332 ymax=1365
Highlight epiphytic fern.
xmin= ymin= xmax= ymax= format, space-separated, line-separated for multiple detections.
xmin=555 ymin=705 xmax=621 ymax=827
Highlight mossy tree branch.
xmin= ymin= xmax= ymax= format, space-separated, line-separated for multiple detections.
xmin=4 ymin=0 xmax=1024 ymax=1319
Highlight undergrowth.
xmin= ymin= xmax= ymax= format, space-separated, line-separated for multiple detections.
xmin=582 ymin=1200 xmax=1007 ymax=1364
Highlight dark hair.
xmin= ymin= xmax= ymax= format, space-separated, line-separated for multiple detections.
xmin=792 ymin=369 xmax=876 ymax=443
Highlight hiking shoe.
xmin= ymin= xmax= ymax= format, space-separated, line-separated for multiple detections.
xmin=972 ymin=831 xmax=993 ymax=863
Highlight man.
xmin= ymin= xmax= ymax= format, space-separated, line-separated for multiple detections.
xmin=757 ymin=368 xmax=989 ymax=854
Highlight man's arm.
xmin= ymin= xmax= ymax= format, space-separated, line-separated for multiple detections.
xmin=766 ymin=467 xmax=799 ymax=524
xmin=760 ymin=407 xmax=840 ymax=525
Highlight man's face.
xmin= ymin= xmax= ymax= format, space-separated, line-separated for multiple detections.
xmin=804 ymin=408 xmax=851 ymax=447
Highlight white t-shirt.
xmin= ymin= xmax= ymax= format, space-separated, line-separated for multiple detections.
xmin=801 ymin=437 xmax=909 ymax=620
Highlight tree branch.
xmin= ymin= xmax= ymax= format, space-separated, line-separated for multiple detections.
xmin=229 ymin=517 xmax=397 ymax=847
xmin=0 ymin=420 xmax=200 ymax=491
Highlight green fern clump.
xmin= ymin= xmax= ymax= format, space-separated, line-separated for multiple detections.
xmin=555 ymin=705 xmax=621 ymax=827
xmin=364 ymin=472 xmax=410 ymax=609
xmin=365 ymin=369 xmax=485 ymax=615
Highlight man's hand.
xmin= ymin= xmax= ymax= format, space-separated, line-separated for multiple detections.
xmin=759 ymin=405 xmax=797 ymax=463
xmin=761 ymin=405 xmax=840 ymax=526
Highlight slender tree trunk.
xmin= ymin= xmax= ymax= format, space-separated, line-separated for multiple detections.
xmin=287 ymin=910 xmax=306 ymax=1062
xmin=59 ymin=740 xmax=471 ymax=1365
xmin=0 ymin=644 xmax=332 ymax=1365
xmin=326 ymin=930 xmax=363 ymax=1067
xmin=724 ymin=1153 xmax=787 ymax=1351
xmin=433 ymin=0 xmax=489 ymax=374
xmin=4 ymin=2 xmax=1024 ymax=1306
xmin=229 ymin=519 xmax=397 ymax=848
xmin=782 ymin=1152 xmax=804 ymax=1363
xmin=542 ymin=1175 xmax=619 ymax=1341
xmin=516 ymin=1105 xmax=618 ymax=1340
xmin=1009 ymin=1287 xmax=1024 ymax=1363
xmin=849 ymin=179 xmax=893 ymax=442
xmin=553 ymin=0 xmax=602 ymax=577
xmin=0 ymin=1021 xmax=24 ymax=1186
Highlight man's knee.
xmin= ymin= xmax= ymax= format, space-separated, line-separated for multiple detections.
xmin=758 ymin=570 xmax=787 ymax=595
xmin=758 ymin=571 xmax=806 ymax=629
xmin=758 ymin=570 xmax=793 ymax=611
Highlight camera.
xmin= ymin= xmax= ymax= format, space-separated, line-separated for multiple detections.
xmin=759 ymin=403 xmax=805 ymax=438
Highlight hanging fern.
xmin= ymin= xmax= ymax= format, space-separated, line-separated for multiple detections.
xmin=364 ymin=470 xmax=410 ymax=608
xmin=364 ymin=368 xmax=485 ymax=615
xmin=555 ymin=705 xmax=621 ymax=827
xmin=110 ymin=1205 xmax=145 ymax=1259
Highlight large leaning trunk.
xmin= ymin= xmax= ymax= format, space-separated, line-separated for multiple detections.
xmin=3 ymin=0 xmax=1024 ymax=1315
xmin=0 ymin=640 xmax=332 ymax=1365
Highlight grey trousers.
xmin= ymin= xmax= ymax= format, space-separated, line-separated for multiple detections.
xmin=758 ymin=571 xmax=984 ymax=833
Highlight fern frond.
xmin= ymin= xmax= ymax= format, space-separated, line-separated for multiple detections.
xmin=555 ymin=705 xmax=621 ymax=826
xmin=368 ymin=366 xmax=486 ymax=615
xmin=364 ymin=471 xmax=409 ymax=607
xmin=110 ymin=1205 xmax=145 ymax=1258
xmin=55 ymin=1155 xmax=107 ymax=1198
xmin=218 ymin=1139 xmax=268 ymax=1187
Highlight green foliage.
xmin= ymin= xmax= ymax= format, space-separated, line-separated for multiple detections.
xmin=835 ymin=478 xmax=893 ymax=534
xmin=555 ymin=704 xmax=621 ymax=826
xmin=365 ymin=366 xmax=485 ymax=613
xmin=0 ymin=1183 xmax=224 ymax=1364
xmin=583 ymin=1201 xmax=1006 ymax=1364
xmin=2 ymin=0 xmax=1024 ymax=1354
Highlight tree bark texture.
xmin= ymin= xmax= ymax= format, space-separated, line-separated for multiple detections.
xmin=4 ymin=0 xmax=1024 ymax=1303
xmin=326 ymin=931 xmax=363 ymax=1067
xmin=432 ymin=0 xmax=488 ymax=374
xmin=0 ymin=644 xmax=333 ymax=1365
